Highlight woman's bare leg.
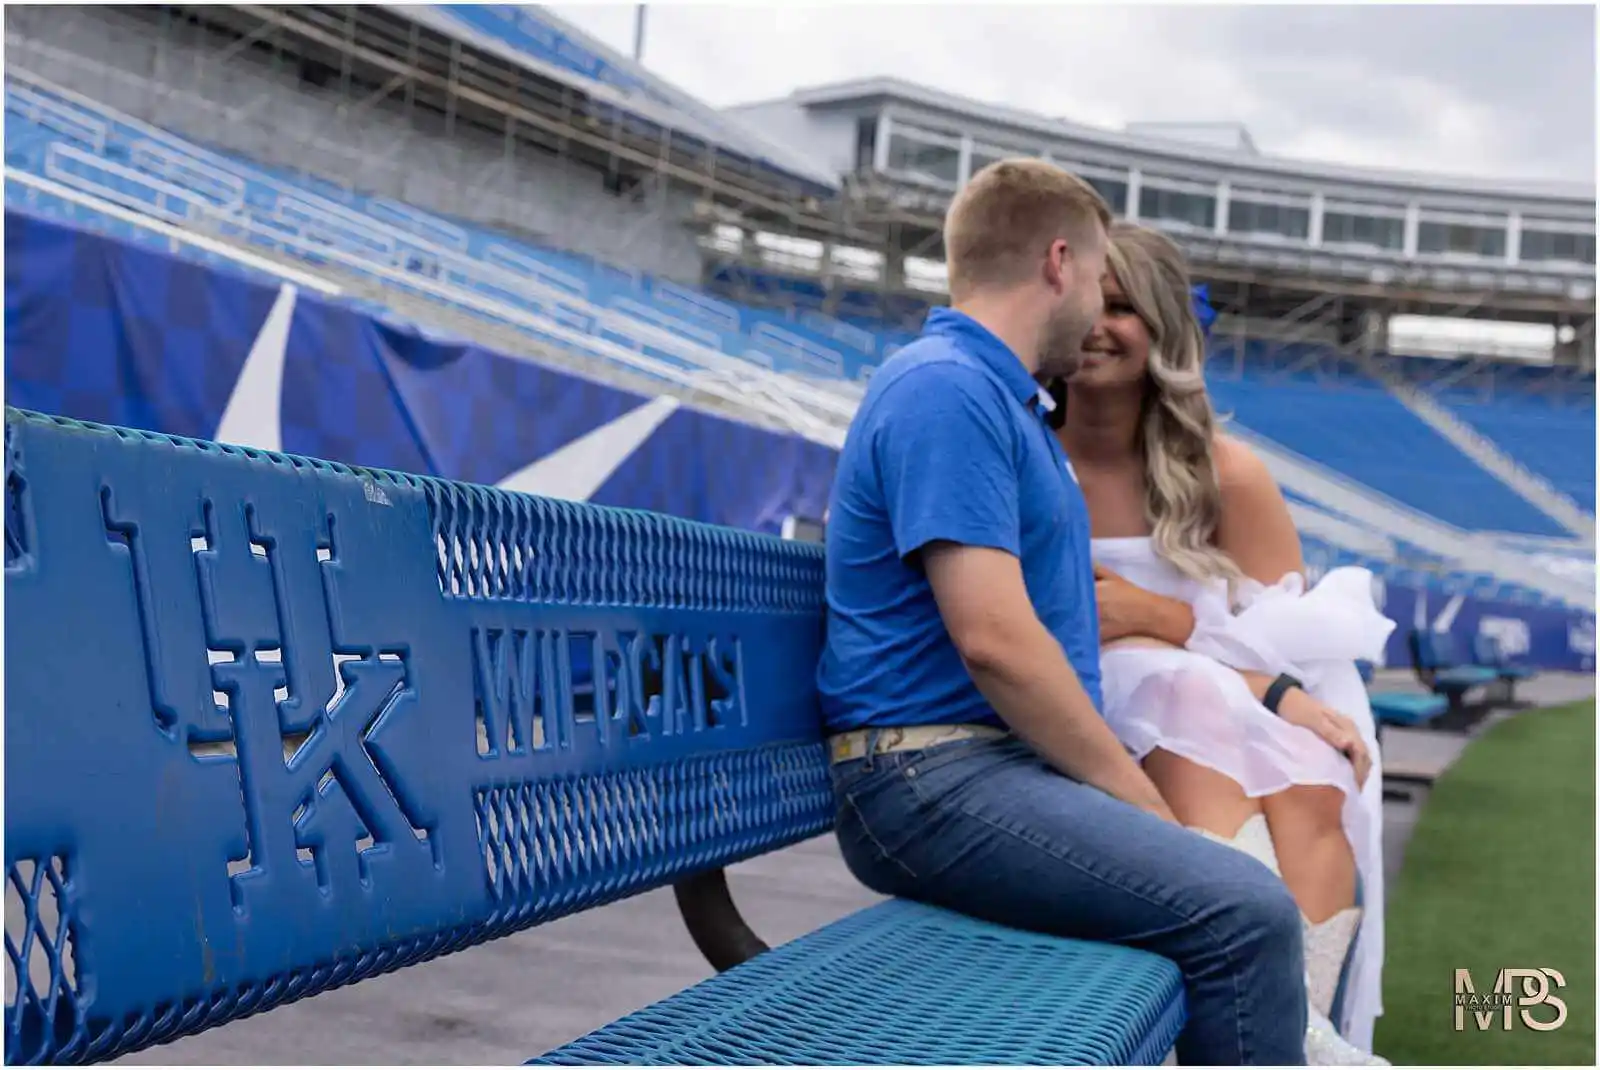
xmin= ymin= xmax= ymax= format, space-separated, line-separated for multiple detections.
xmin=1263 ymin=787 xmax=1362 ymax=1022
xmin=1144 ymin=748 xmax=1263 ymax=837
xmin=1262 ymin=786 xmax=1357 ymax=924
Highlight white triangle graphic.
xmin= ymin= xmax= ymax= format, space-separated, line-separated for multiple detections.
xmin=496 ymin=395 xmax=681 ymax=502
xmin=215 ymin=282 xmax=298 ymax=451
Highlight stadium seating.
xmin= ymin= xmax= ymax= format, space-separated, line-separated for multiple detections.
xmin=4 ymin=407 xmax=1185 ymax=1066
xmin=2 ymin=77 xmax=886 ymax=385
xmin=1356 ymin=660 xmax=1449 ymax=738
xmin=1204 ymin=349 xmax=1574 ymax=538
xmin=1435 ymin=390 xmax=1595 ymax=506
xmin=1406 ymin=630 xmax=1501 ymax=713
xmin=1471 ymin=632 xmax=1536 ymax=702
xmin=5 ymin=73 xmax=1593 ymax=605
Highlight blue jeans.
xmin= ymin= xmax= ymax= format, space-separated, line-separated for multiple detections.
xmin=831 ymin=735 xmax=1308 ymax=1066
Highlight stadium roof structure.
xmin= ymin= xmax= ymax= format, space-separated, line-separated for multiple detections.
xmin=388 ymin=4 xmax=840 ymax=195
xmin=762 ymin=75 xmax=1593 ymax=204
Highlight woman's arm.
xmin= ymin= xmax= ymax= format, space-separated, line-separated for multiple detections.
xmin=1210 ymin=435 xmax=1304 ymax=699
xmin=1212 ymin=435 xmax=1304 ymax=586
xmin=1096 ymin=436 xmax=1301 ymax=647
xmin=1101 ymin=438 xmax=1373 ymax=782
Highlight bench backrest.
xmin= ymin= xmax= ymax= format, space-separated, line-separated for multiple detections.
xmin=1410 ymin=628 xmax=1458 ymax=671
xmin=3 ymin=409 xmax=832 ymax=1064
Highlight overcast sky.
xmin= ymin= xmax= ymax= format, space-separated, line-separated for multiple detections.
xmin=546 ymin=2 xmax=1596 ymax=185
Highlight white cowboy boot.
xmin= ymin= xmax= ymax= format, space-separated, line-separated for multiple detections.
xmin=1193 ymin=816 xmax=1388 ymax=1067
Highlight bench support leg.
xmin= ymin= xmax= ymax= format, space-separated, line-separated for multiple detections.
xmin=673 ymin=868 xmax=770 ymax=972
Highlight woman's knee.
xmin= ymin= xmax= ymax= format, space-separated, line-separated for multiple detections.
xmin=1264 ymin=784 xmax=1345 ymax=836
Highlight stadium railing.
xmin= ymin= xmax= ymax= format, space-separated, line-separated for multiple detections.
xmin=3 ymin=408 xmax=1186 ymax=1066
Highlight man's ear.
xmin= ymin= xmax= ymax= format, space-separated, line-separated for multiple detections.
xmin=1043 ymin=237 xmax=1070 ymax=292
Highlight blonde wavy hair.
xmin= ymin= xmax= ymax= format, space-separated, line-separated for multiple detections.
xmin=1105 ymin=222 xmax=1240 ymax=584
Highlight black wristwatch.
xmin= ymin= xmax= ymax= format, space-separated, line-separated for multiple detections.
xmin=1262 ymin=673 xmax=1303 ymax=715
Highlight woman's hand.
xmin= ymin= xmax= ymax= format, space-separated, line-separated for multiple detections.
xmin=1094 ymin=564 xmax=1196 ymax=646
xmin=1277 ymin=688 xmax=1373 ymax=787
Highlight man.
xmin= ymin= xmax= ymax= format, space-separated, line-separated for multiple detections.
xmin=818 ymin=158 xmax=1308 ymax=1065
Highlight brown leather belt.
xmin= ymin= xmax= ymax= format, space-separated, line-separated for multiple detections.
xmin=827 ymin=723 xmax=1010 ymax=764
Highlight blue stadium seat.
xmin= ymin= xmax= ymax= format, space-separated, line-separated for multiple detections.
xmin=1356 ymin=659 xmax=1448 ymax=734
xmin=1472 ymin=633 xmax=1536 ymax=682
xmin=1407 ymin=630 xmax=1498 ymax=712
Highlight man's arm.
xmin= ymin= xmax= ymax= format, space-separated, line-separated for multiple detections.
xmin=924 ymin=543 xmax=1176 ymax=822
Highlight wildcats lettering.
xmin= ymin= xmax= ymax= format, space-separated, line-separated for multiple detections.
xmin=471 ymin=627 xmax=746 ymax=759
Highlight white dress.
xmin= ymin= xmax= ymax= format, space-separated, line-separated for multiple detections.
xmin=1091 ymin=535 xmax=1393 ymax=1052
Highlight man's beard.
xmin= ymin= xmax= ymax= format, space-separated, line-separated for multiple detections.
xmin=1036 ymin=304 xmax=1094 ymax=380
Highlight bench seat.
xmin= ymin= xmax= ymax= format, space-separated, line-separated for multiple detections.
xmin=1430 ymin=665 xmax=1499 ymax=693
xmin=1370 ymin=691 xmax=1448 ymax=728
xmin=533 ymin=899 xmax=1186 ymax=1066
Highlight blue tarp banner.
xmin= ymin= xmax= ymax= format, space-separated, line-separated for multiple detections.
xmin=5 ymin=209 xmax=1592 ymax=672
xmin=5 ymin=210 xmax=836 ymax=536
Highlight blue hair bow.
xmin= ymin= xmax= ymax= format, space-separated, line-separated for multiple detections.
xmin=1191 ymin=283 xmax=1218 ymax=340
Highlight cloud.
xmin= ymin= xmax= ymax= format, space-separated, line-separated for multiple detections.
xmin=547 ymin=2 xmax=1595 ymax=184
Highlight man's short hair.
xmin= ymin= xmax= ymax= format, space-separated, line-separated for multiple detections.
xmin=943 ymin=158 xmax=1113 ymax=300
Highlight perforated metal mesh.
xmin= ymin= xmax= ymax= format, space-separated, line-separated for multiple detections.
xmin=4 ymin=857 xmax=85 ymax=1066
xmin=425 ymin=479 xmax=824 ymax=612
xmin=533 ymin=899 xmax=1187 ymax=1066
xmin=476 ymin=744 xmax=830 ymax=914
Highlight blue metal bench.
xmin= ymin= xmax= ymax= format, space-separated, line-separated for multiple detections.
xmin=1406 ymin=629 xmax=1498 ymax=718
xmin=1356 ymin=660 xmax=1449 ymax=735
xmin=4 ymin=409 xmax=1185 ymax=1066
xmin=1470 ymin=633 xmax=1536 ymax=705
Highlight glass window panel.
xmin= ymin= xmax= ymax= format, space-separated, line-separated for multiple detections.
xmin=1139 ymin=185 xmax=1216 ymax=229
xmin=1087 ymin=176 xmax=1128 ymax=216
xmin=1519 ymin=229 xmax=1597 ymax=265
xmin=886 ymin=131 xmax=960 ymax=185
xmin=1228 ymin=198 xmax=1310 ymax=239
xmin=1417 ymin=220 xmax=1507 ymax=258
xmin=1322 ymin=211 xmax=1405 ymax=250
xmin=967 ymin=146 xmax=1008 ymax=180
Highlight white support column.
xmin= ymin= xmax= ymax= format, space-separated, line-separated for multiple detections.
xmin=1403 ymin=201 xmax=1420 ymax=257
xmin=957 ymin=134 xmax=973 ymax=187
xmin=1505 ymin=210 xmax=1522 ymax=265
xmin=873 ymin=112 xmax=893 ymax=174
xmin=1214 ymin=179 xmax=1230 ymax=235
xmin=1126 ymin=167 xmax=1143 ymax=221
xmin=1309 ymin=191 xmax=1325 ymax=246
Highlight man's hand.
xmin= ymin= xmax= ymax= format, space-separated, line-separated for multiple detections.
xmin=1094 ymin=564 xmax=1195 ymax=646
xmin=1277 ymin=688 xmax=1373 ymax=787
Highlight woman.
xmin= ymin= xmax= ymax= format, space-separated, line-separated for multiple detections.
xmin=1047 ymin=222 xmax=1392 ymax=1064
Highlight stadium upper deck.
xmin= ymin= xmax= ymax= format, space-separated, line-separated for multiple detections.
xmin=6 ymin=3 xmax=1594 ymax=358
xmin=729 ymin=78 xmax=1596 ymax=333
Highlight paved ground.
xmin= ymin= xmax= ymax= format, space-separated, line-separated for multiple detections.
xmin=116 ymin=674 xmax=1594 ymax=1065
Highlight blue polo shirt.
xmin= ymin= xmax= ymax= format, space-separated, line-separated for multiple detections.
xmin=817 ymin=308 xmax=1102 ymax=734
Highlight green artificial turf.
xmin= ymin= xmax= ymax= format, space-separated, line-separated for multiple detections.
xmin=1376 ymin=700 xmax=1595 ymax=1065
